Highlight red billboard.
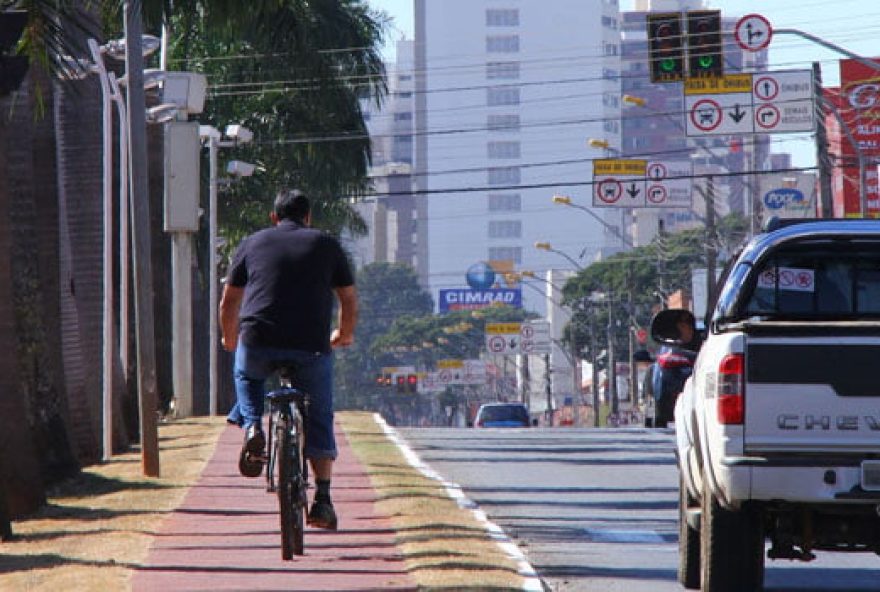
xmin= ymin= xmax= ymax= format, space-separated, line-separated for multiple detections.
xmin=826 ymin=59 xmax=880 ymax=217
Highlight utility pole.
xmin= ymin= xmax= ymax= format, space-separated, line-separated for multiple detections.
xmin=590 ymin=320 xmax=600 ymax=427
xmin=124 ymin=2 xmax=160 ymax=477
xmin=607 ymin=294 xmax=618 ymax=418
xmin=543 ymin=353 xmax=553 ymax=426
xmin=705 ymin=175 xmax=717 ymax=315
xmin=814 ymin=62 xmax=835 ymax=218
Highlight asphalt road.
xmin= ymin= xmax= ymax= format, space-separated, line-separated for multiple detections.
xmin=398 ymin=426 xmax=880 ymax=592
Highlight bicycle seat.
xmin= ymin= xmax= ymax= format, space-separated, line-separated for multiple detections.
xmin=265 ymin=387 xmax=309 ymax=406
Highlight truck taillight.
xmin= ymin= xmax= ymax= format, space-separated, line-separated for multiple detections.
xmin=717 ymin=353 xmax=744 ymax=425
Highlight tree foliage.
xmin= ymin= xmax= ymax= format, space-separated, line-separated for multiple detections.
xmin=561 ymin=214 xmax=749 ymax=359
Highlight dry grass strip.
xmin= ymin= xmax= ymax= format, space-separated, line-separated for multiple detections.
xmin=339 ymin=411 xmax=528 ymax=591
xmin=0 ymin=417 xmax=226 ymax=591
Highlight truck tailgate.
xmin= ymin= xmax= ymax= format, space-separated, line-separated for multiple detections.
xmin=744 ymin=336 xmax=880 ymax=454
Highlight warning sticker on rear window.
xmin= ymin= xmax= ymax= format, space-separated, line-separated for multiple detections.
xmin=757 ymin=267 xmax=815 ymax=292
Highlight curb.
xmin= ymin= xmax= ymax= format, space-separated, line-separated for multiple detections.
xmin=375 ymin=414 xmax=546 ymax=592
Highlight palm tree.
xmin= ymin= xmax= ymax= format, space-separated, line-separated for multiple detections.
xmin=0 ymin=0 xmax=389 ymax=523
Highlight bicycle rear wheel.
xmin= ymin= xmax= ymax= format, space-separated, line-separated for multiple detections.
xmin=277 ymin=419 xmax=305 ymax=558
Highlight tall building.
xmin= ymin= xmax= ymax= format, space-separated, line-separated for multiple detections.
xmin=620 ymin=0 xmax=769 ymax=244
xmin=348 ymin=41 xmax=424 ymax=270
xmin=414 ymin=0 xmax=624 ymax=315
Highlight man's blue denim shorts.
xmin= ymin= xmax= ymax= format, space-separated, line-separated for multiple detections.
xmin=227 ymin=345 xmax=337 ymax=460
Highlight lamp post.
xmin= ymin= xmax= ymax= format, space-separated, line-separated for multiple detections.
xmin=200 ymin=125 xmax=255 ymax=416
xmin=84 ymin=34 xmax=159 ymax=462
xmin=552 ymin=194 xmax=634 ymax=248
xmin=521 ymin=270 xmax=586 ymax=426
xmin=534 ymin=241 xmax=583 ymax=271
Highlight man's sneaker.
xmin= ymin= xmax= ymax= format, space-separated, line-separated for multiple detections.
xmin=238 ymin=424 xmax=265 ymax=478
xmin=244 ymin=423 xmax=265 ymax=454
xmin=307 ymin=498 xmax=338 ymax=530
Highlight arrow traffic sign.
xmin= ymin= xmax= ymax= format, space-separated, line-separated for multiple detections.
xmin=684 ymin=69 xmax=813 ymax=136
xmin=734 ymin=14 xmax=772 ymax=52
xmin=592 ymin=159 xmax=693 ymax=209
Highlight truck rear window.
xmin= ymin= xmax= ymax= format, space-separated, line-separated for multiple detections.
xmin=742 ymin=248 xmax=880 ymax=318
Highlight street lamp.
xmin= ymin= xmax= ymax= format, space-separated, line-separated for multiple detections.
xmin=200 ymin=125 xmax=256 ymax=416
xmin=552 ymin=194 xmax=634 ymax=248
xmin=83 ymin=35 xmax=160 ymax=461
xmin=534 ymin=241 xmax=583 ymax=270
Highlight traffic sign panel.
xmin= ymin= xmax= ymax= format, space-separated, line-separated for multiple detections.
xmin=684 ymin=69 xmax=813 ymax=136
xmin=686 ymin=92 xmax=753 ymax=136
xmin=735 ymin=14 xmax=772 ymax=52
xmin=646 ymin=160 xmax=692 ymax=209
xmin=751 ymin=69 xmax=814 ymax=133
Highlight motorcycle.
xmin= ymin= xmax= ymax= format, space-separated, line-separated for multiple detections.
xmin=645 ymin=310 xmax=701 ymax=428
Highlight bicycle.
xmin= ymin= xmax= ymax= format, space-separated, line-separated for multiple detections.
xmin=264 ymin=365 xmax=310 ymax=559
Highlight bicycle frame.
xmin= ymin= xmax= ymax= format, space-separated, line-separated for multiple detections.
xmin=264 ymin=373 xmax=309 ymax=559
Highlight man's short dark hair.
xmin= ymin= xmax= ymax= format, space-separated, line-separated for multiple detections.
xmin=274 ymin=189 xmax=310 ymax=222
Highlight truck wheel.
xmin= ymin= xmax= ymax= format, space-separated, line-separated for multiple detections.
xmin=700 ymin=481 xmax=765 ymax=591
xmin=678 ymin=475 xmax=700 ymax=589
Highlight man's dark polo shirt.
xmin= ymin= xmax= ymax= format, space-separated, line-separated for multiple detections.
xmin=226 ymin=220 xmax=354 ymax=353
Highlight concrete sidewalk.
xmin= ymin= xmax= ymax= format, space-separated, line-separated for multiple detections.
xmin=131 ymin=423 xmax=417 ymax=591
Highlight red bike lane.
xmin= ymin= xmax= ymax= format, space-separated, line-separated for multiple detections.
xmin=131 ymin=424 xmax=417 ymax=591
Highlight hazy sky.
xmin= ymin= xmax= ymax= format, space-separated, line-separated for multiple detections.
xmin=365 ymin=0 xmax=880 ymax=166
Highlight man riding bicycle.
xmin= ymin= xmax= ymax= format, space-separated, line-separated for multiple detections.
xmin=219 ymin=189 xmax=357 ymax=530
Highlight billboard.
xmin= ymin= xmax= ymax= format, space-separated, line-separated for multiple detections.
xmin=826 ymin=60 xmax=880 ymax=218
xmin=438 ymin=288 xmax=522 ymax=313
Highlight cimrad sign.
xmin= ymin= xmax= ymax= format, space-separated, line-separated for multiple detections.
xmin=438 ymin=288 xmax=521 ymax=313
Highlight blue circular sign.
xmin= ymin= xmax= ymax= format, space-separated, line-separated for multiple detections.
xmin=466 ymin=262 xmax=496 ymax=290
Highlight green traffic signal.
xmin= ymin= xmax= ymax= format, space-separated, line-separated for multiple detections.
xmin=686 ymin=10 xmax=722 ymax=78
xmin=697 ymin=55 xmax=715 ymax=69
xmin=660 ymin=58 xmax=676 ymax=72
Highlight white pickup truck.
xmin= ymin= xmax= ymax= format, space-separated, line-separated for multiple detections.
xmin=652 ymin=219 xmax=880 ymax=592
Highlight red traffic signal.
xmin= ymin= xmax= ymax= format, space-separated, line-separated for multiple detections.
xmin=647 ymin=12 xmax=684 ymax=83
xmin=396 ymin=375 xmax=406 ymax=392
xmin=407 ymin=374 xmax=418 ymax=393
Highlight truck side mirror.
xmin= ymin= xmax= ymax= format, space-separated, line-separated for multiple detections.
xmin=650 ymin=309 xmax=696 ymax=345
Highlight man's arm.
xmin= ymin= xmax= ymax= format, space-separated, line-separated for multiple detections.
xmin=330 ymin=284 xmax=357 ymax=348
xmin=219 ymin=284 xmax=245 ymax=352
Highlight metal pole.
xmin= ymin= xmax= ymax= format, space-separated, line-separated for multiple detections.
xmin=109 ymin=73 xmax=130 ymax=382
xmin=209 ymin=138 xmax=219 ymax=416
xmin=706 ymin=175 xmax=717 ymax=314
xmin=544 ymin=353 xmax=553 ymax=426
xmin=814 ymin=63 xmax=835 ymax=218
xmin=570 ymin=317 xmax=580 ymax=426
xmin=89 ymin=39 xmax=114 ymax=462
xmin=607 ymin=295 xmax=618 ymax=418
xmin=820 ymin=94 xmax=868 ymax=216
xmin=124 ymin=2 xmax=160 ymax=477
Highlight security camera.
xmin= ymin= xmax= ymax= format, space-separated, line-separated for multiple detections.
xmin=224 ymin=124 xmax=254 ymax=144
xmin=226 ymin=160 xmax=256 ymax=177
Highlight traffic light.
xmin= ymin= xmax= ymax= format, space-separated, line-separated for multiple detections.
xmin=687 ymin=10 xmax=723 ymax=78
xmin=395 ymin=375 xmax=406 ymax=393
xmin=647 ymin=12 xmax=684 ymax=83
xmin=0 ymin=11 xmax=29 ymax=97
xmin=406 ymin=374 xmax=418 ymax=394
